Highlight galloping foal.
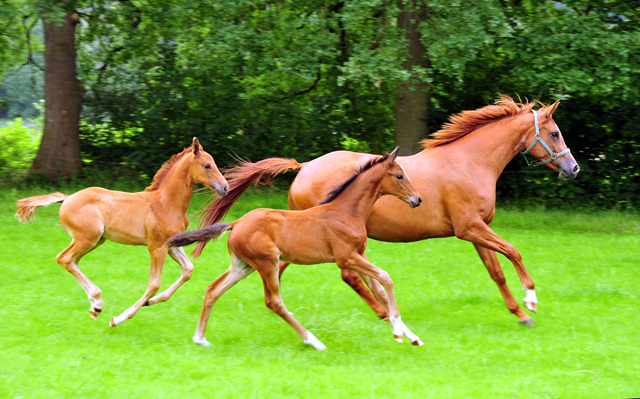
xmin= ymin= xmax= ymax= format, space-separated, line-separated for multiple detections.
xmin=16 ymin=137 xmax=229 ymax=327
xmin=167 ymin=147 xmax=423 ymax=350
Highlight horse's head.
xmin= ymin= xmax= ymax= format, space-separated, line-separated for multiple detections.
xmin=522 ymin=101 xmax=580 ymax=179
xmin=380 ymin=147 xmax=422 ymax=208
xmin=188 ymin=137 xmax=229 ymax=196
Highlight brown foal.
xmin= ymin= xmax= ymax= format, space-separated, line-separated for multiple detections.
xmin=167 ymin=148 xmax=423 ymax=349
xmin=196 ymin=96 xmax=580 ymax=326
xmin=16 ymin=138 xmax=229 ymax=327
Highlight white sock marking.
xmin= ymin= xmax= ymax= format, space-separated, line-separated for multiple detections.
xmin=523 ymin=288 xmax=538 ymax=303
xmin=303 ymin=331 xmax=326 ymax=351
xmin=193 ymin=336 xmax=211 ymax=346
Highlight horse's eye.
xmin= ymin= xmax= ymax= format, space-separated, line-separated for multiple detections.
xmin=204 ymin=164 xmax=211 ymax=170
xmin=551 ymin=132 xmax=559 ymax=139
xmin=396 ymin=174 xmax=403 ymax=180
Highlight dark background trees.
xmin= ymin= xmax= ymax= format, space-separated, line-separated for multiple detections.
xmin=1 ymin=0 xmax=639 ymax=208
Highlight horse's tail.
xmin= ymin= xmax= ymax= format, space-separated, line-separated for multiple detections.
xmin=166 ymin=223 xmax=232 ymax=252
xmin=16 ymin=192 xmax=67 ymax=223
xmin=193 ymin=157 xmax=302 ymax=257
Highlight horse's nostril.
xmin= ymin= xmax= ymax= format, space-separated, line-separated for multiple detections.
xmin=573 ymin=164 xmax=580 ymax=173
xmin=418 ymin=197 xmax=423 ymax=204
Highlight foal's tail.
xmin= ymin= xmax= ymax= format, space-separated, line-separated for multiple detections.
xmin=193 ymin=157 xmax=302 ymax=257
xmin=16 ymin=192 xmax=67 ymax=223
xmin=166 ymin=223 xmax=232 ymax=251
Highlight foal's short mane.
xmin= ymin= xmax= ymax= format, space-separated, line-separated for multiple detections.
xmin=145 ymin=147 xmax=192 ymax=192
xmin=319 ymin=153 xmax=389 ymax=205
xmin=421 ymin=95 xmax=544 ymax=149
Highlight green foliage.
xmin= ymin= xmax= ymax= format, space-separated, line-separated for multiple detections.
xmin=0 ymin=117 xmax=42 ymax=176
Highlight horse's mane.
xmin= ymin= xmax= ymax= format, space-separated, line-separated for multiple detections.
xmin=421 ymin=95 xmax=544 ymax=149
xmin=319 ymin=153 xmax=389 ymax=205
xmin=145 ymin=147 xmax=192 ymax=192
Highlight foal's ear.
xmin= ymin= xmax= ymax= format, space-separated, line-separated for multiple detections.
xmin=387 ymin=146 xmax=400 ymax=163
xmin=192 ymin=137 xmax=201 ymax=155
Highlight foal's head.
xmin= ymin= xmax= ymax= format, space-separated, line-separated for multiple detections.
xmin=378 ymin=147 xmax=422 ymax=208
xmin=524 ymin=101 xmax=580 ymax=179
xmin=188 ymin=137 xmax=229 ymax=196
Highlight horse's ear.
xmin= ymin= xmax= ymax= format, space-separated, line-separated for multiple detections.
xmin=192 ymin=137 xmax=200 ymax=155
xmin=544 ymin=100 xmax=560 ymax=117
xmin=387 ymin=146 xmax=400 ymax=163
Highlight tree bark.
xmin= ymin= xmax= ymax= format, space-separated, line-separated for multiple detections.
xmin=30 ymin=7 xmax=84 ymax=179
xmin=394 ymin=1 xmax=429 ymax=156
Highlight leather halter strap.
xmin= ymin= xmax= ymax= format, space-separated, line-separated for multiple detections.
xmin=521 ymin=110 xmax=571 ymax=166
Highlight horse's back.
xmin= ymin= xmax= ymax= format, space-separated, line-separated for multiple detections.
xmin=59 ymin=187 xmax=151 ymax=245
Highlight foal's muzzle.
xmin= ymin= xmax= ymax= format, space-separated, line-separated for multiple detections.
xmin=409 ymin=195 xmax=422 ymax=208
xmin=214 ymin=182 xmax=230 ymax=196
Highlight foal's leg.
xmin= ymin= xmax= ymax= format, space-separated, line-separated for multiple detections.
xmin=258 ymin=260 xmax=326 ymax=350
xmin=110 ymin=245 xmax=167 ymax=327
xmin=339 ymin=254 xmax=422 ymax=346
xmin=193 ymin=252 xmax=255 ymax=346
xmin=456 ymin=218 xmax=537 ymax=317
xmin=279 ymin=259 xmax=389 ymax=320
xmin=474 ymin=244 xmax=534 ymax=326
xmin=56 ymin=236 xmax=106 ymax=319
xmin=145 ymin=247 xmax=194 ymax=306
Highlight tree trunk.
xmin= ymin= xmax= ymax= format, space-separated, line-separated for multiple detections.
xmin=30 ymin=7 xmax=84 ymax=179
xmin=394 ymin=1 xmax=429 ymax=156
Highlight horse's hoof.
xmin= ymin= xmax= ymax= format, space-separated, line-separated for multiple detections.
xmin=89 ymin=308 xmax=102 ymax=320
xmin=393 ymin=334 xmax=403 ymax=343
xmin=518 ymin=318 xmax=535 ymax=327
xmin=193 ymin=336 xmax=211 ymax=346
xmin=411 ymin=339 xmax=424 ymax=346
xmin=524 ymin=301 xmax=538 ymax=313
xmin=109 ymin=319 xmax=116 ymax=328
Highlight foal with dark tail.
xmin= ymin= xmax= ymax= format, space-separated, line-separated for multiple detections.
xmin=16 ymin=138 xmax=229 ymax=327
xmin=167 ymin=148 xmax=423 ymax=350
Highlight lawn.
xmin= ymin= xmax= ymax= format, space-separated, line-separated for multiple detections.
xmin=1 ymin=186 xmax=639 ymax=398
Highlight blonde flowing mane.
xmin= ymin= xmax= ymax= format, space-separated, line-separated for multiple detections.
xmin=145 ymin=147 xmax=192 ymax=192
xmin=421 ymin=95 xmax=545 ymax=149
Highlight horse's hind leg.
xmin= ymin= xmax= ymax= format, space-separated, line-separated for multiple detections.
xmin=56 ymin=236 xmax=106 ymax=319
xmin=258 ymin=259 xmax=326 ymax=350
xmin=193 ymin=252 xmax=255 ymax=346
xmin=473 ymin=244 xmax=534 ymax=326
xmin=145 ymin=247 xmax=193 ymax=306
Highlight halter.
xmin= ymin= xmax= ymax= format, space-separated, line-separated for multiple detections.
xmin=521 ymin=110 xmax=571 ymax=166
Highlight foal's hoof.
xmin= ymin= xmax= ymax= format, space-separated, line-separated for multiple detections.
xmin=89 ymin=308 xmax=101 ymax=320
xmin=524 ymin=301 xmax=538 ymax=313
xmin=518 ymin=318 xmax=536 ymax=327
xmin=393 ymin=334 xmax=403 ymax=343
xmin=411 ymin=338 xmax=424 ymax=346
xmin=109 ymin=319 xmax=117 ymax=328
xmin=193 ymin=336 xmax=212 ymax=346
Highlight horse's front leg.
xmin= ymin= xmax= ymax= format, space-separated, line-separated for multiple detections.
xmin=110 ymin=245 xmax=166 ymax=327
xmin=456 ymin=218 xmax=537 ymax=324
xmin=338 ymin=254 xmax=423 ymax=346
xmin=146 ymin=247 xmax=193 ymax=306
xmin=473 ymin=244 xmax=534 ymax=326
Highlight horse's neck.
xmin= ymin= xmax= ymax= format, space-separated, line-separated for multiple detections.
xmin=155 ymin=157 xmax=195 ymax=211
xmin=328 ymin=166 xmax=385 ymax=221
xmin=426 ymin=114 xmax=531 ymax=178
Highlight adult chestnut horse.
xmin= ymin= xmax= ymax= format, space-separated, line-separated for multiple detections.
xmin=167 ymin=148 xmax=423 ymax=349
xmin=197 ymin=96 xmax=580 ymax=326
xmin=16 ymin=138 xmax=229 ymax=327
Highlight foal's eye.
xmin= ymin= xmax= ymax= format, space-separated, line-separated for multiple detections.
xmin=204 ymin=164 xmax=211 ymax=169
xmin=551 ymin=132 xmax=559 ymax=139
xmin=396 ymin=174 xmax=404 ymax=181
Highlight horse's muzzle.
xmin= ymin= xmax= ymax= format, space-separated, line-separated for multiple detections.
xmin=559 ymin=163 xmax=580 ymax=180
xmin=214 ymin=183 xmax=230 ymax=196
xmin=409 ymin=195 xmax=422 ymax=208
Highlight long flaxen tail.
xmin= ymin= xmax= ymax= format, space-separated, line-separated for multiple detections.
xmin=16 ymin=192 xmax=67 ymax=223
xmin=166 ymin=223 xmax=233 ymax=250
xmin=192 ymin=157 xmax=302 ymax=257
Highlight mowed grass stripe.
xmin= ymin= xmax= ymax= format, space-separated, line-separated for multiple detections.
xmin=1 ymin=188 xmax=638 ymax=398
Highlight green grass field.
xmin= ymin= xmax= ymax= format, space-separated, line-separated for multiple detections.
xmin=1 ymin=187 xmax=639 ymax=398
